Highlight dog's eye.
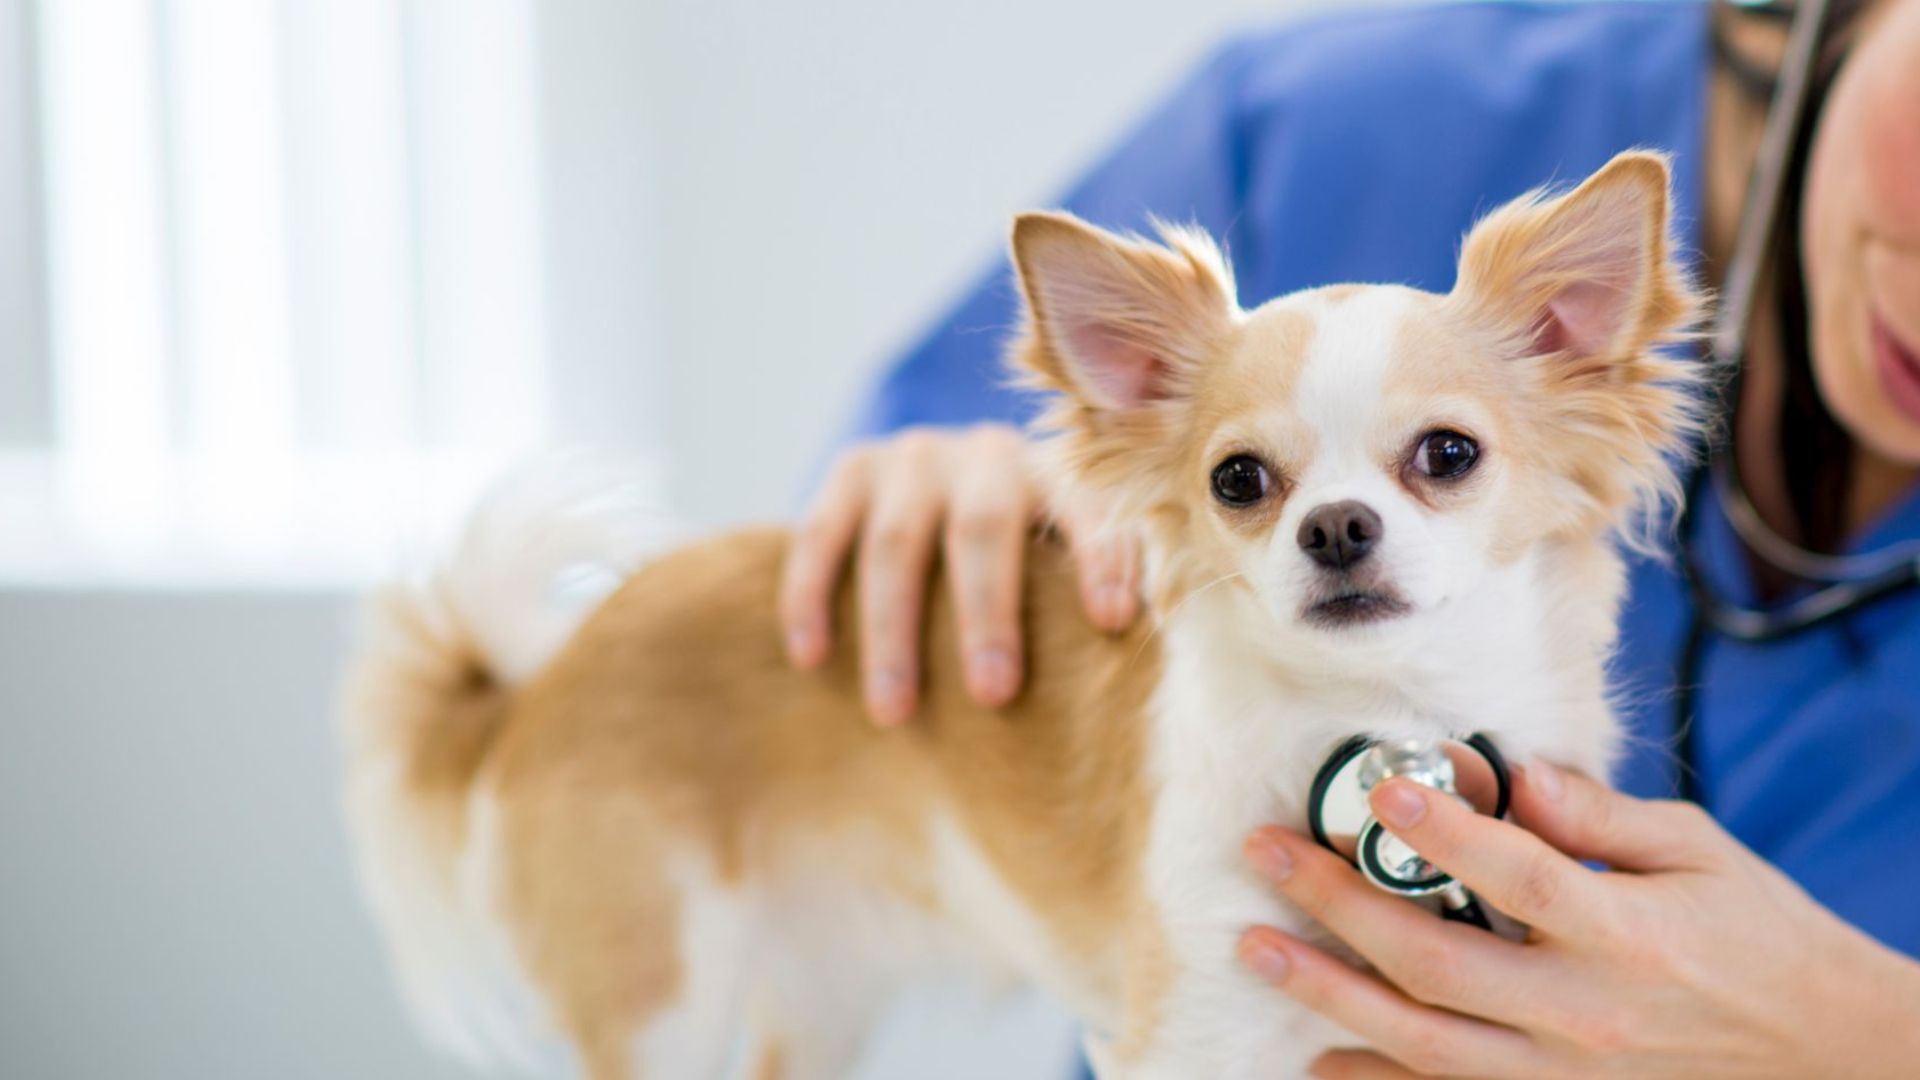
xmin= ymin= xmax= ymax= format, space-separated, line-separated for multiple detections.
xmin=1210 ymin=454 xmax=1273 ymax=506
xmin=1414 ymin=431 xmax=1480 ymax=479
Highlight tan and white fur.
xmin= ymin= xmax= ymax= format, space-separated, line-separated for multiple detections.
xmin=341 ymin=151 xmax=1705 ymax=1079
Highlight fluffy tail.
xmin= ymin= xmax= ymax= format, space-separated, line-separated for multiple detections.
xmin=339 ymin=455 xmax=677 ymax=1067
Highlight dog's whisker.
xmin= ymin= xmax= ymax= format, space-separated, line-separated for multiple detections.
xmin=1129 ymin=570 xmax=1247 ymax=666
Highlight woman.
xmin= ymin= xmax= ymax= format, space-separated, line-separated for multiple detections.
xmin=780 ymin=0 xmax=1920 ymax=1074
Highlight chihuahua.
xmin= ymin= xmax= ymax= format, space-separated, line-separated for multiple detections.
xmin=342 ymin=150 xmax=1703 ymax=1079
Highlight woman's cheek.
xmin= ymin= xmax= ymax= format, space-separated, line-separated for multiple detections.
xmin=1800 ymin=118 xmax=1873 ymax=436
xmin=1797 ymin=13 xmax=1920 ymax=462
xmin=1855 ymin=23 xmax=1920 ymax=246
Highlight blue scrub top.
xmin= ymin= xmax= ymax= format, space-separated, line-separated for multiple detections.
xmin=844 ymin=1 xmax=1920 ymax=959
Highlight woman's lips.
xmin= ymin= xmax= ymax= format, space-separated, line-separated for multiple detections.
xmin=1872 ymin=313 xmax=1920 ymax=426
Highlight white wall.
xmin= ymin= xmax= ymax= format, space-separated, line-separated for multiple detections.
xmin=0 ymin=591 xmax=471 ymax=1080
xmin=538 ymin=0 xmax=1321 ymax=527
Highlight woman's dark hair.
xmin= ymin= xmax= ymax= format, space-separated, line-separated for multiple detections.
xmin=1712 ymin=0 xmax=1874 ymax=554
xmin=1771 ymin=41 xmax=1853 ymax=553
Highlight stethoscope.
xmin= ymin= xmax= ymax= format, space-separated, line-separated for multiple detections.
xmin=1306 ymin=0 xmax=1919 ymax=922
xmin=1673 ymin=0 xmax=1920 ymax=799
xmin=1306 ymin=734 xmax=1511 ymax=931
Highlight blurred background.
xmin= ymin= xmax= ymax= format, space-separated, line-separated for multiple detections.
xmin=0 ymin=0 xmax=1364 ymax=1076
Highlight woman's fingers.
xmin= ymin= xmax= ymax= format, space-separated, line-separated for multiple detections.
xmin=1074 ymin=529 xmax=1140 ymax=631
xmin=1238 ymin=927 xmax=1541 ymax=1079
xmin=1365 ymin=779 xmax=1609 ymax=939
xmin=1057 ymin=489 xmax=1141 ymax=631
xmin=780 ymin=447 xmax=873 ymax=669
xmin=1309 ymin=1050 xmax=1424 ymax=1079
xmin=854 ymin=434 xmax=948 ymax=726
xmin=943 ymin=427 xmax=1034 ymax=706
xmin=787 ymin=423 xmax=1140 ymax=722
xmin=1244 ymin=827 xmax=1552 ymax=1026
xmin=1510 ymin=760 xmax=1723 ymax=873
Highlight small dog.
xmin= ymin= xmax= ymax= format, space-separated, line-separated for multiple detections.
xmin=342 ymin=150 xmax=1702 ymax=1079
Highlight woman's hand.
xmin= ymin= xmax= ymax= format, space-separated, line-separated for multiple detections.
xmin=1237 ymin=761 xmax=1920 ymax=1079
xmin=779 ymin=423 xmax=1140 ymax=726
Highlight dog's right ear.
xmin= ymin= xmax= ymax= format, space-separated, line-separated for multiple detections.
xmin=1010 ymin=213 xmax=1238 ymax=505
xmin=1011 ymin=212 xmax=1237 ymax=413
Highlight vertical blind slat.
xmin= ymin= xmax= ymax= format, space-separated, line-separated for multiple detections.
xmin=166 ymin=0 xmax=298 ymax=548
xmin=281 ymin=0 xmax=417 ymax=457
xmin=409 ymin=0 xmax=549 ymax=455
xmin=0 ymin=0 xmax=51 ymax=447
xmin=38 ymin=0 xmax=174 ymax=544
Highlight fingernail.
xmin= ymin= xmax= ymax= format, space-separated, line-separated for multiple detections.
xmin=1238 ymin=931 xmax=1292 ymax=984
xmin=968 ymin=647 xmax=1018 ymax=704
xmin=867 ymin=669 xmax=911 ymax=725
xmin=1373 ymin=780 xmax=1428 ymax=829
xmin=1243 ymin=830 xmax=1294 ymax=883
xmin=1530 ymin=759 xmax=1565 ymax=802
xmin=785 ymin=623 xmax=820 ymax=665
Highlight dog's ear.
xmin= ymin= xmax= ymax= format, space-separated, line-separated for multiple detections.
xmin=1010 ymin=213 xmax=1237 ymax=508
xmin=1453 ymin=150 xmax=1698 ymax=368
xmin=1451 ymin=150 xmax=1707 ymax=545
xmin=1011 ymin=212 xmax=1237 ymax=412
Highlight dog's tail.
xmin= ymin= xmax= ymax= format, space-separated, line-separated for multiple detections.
xmin=339 ymin=455 xmax=677 ymax=1067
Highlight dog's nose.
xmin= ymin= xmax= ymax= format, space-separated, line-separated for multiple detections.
xmin=1297 ymin=501 xmax=1382 ymax=570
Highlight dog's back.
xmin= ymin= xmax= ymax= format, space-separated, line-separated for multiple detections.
xmin=343 ymin=486 xmax=1163 ymax=1078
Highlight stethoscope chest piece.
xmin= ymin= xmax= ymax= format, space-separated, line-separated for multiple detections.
xmin=1307 ymin=733 xmax=1511 ymax=928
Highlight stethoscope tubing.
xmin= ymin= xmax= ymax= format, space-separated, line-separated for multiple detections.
xmin=1681 ymin=467 xmax=1920 ymax=645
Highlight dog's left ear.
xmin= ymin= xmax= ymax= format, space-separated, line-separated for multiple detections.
xmin=1010 ymin=212 xmax=1238 ymax=497
xmin=1452 ymin=150 xmax=1697 ymax=364
xmin=1451 ymin=150 xmax=1707 ymax=540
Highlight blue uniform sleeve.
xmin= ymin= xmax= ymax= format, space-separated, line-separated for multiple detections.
xmin=839 ymin=40 xmax=1262 ymax=440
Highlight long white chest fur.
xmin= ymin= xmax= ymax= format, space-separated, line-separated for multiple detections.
xmin=1067 ymin=546 xmax=1618 ymax=1078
